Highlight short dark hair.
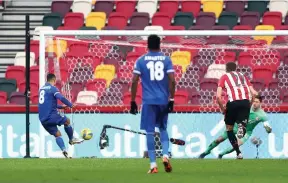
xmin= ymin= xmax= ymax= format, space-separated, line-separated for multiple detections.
xmin=226 ymin=62 xmax=237 ymax=72
xmin=46 ymin=73 xmax=56 ymax=82
xmin=255 ymin=94 xmax=263 ymax=102
xmin=147 ymin=34 xmax=160 ymax=50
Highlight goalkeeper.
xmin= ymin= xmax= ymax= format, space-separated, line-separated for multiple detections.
xmin=199 ymin=95 xmax=272 ymax=159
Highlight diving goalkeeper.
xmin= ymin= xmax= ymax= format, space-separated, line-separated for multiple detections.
xmin=199 ymin=95 xmax=272 ymax=159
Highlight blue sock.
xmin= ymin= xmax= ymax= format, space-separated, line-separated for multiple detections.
xmin=146 ymin=132 xmax=156 ymax=165
xmin=160 ymin=129 xmax=169 ymax=157
xmin=64 ymin=125 xmax=73 ymax=141
xmin=56 ymin=136 xmax=66 ymax=151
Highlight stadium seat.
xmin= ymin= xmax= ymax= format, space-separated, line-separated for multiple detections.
xmin=14 ymin=52 xmax=35 ymax=67
xmin=42 ymin=13 xmax=63 ymax=30
xmin=0 ymin=91 xmax=7 ymax=104
xmin=190 ymin=92 xmax=201 ymax=104
xmin=262 ymin=12 xmax=282 ymax=30
xmin=68 ymin=42 xmax=89 ymax=53
xmin=240 ymin=12 xmax=260 ymax=29
xmin=94 ymin=0 xmax=114 ymax=16
xmin=30 ymin=40 xmax=39 ymax=61
xmin=100 ymin=26 xmax=120 ymax=40
xmin=0 ymin=79 xmax=17 ymax=98
xmin=9 ymin=92 xmax=25 ymax=105
xmin=103 ymin=57 xmax=120 ymax=70
xmin=94 ymin=65 xmax=116 ymax=86
xmin=108 ymin=12 xmax=128 ymax=30
xmin=159 ymin=0 xmax=179 ymax=17
xmin=30 ymin=66 xmax=39 ymax=85
xmin=109 ymin=79 xmax=130 ymax=94
xmin=238 ymin=51 xmax=253 ymax=67
xmin=173 ymin=65 xmax=183 ymax=82
xmin=126 ymin=51 xmax=143 ymax=66
xmin=57 ymin=26 xmax=77 ymax=30
xmin=80 ymin=26 xmax=97 ymax=30
xmin=250 ymin=79 xmax=266 ymax=91
xmin=72 ymin=0 xmax=92 ymax=18
xmin=137 ymin=0 xmax=158 ymax=18
xmin=247 ymin=0 xmax=268 ymax=16
xmin=123 ymin=92 xmax=142 ymax=105
xmin=174 ymin=90 xmax=189 ymax=105
xmin=31 ymin=94 xmax=38 ymax=104
xmin=152 ymin=12 xmax=172 ymax=29
xmin=215 ymin=51 xmax=236 ymax=64
xmin=200 ymin=78 xmax=218 ymax=91
xmin=181 ymin=0 xmax=201 ymax=17
xmin=46 ymin=39 xmax=67 ymax=58
xmin=163 ymin=26 xmax=185 ymax=43
xmin=261 ymin=50 xmax=280 ymax=72
xmin=268 ymin=79 xmax=280 ymax=90
xmin=98 ymin=91 xmax=123 ymax=105
xmin=218 ymin=12 xmax=238 ymax=30
xmin=202 ymin=0 xmax=223 ymax=18
xmin=76 ymin=91 xmax=98 ymax=105
xmin=51 ymin=0 xmax=72 ymax=17
xmin=225 ymin=0 xmax=245 ymax=16
xmin=283 ymin=93 xmax=288 ymax=103
xmin=130 ymin=13 xmax=150 ymax=30
xmin=64 ymin=13 xmax=84 ymax=29
xmin=233 ymin=25 xmax=253 ymax=30
xmin=86 ymin=79 xmax=107 ymax=97
xmin=254 ymin=25 xmax=275 ymax=45
xmin=195 ymin=12 xmax=216 ymax=29
xmin=115 ymin=0 xmax=136 ymax=18
xmin=118 ymin=65 xmax=134 ymax=81
xmin=171 ymin=51 xmax=191 ymax=72
xmin=19 ymin=80 xmax=38 ymax=95
xmin=269 ymin=0 xmax=288 ymax=18
xmin=86 ymin=12 xmax=106 ymax=30
xmin=69 ymin=66 xmax=94 ymax=84
xmin=173 ymin=12 xmax=194 ymax=30
xmin=5 ymin=66 xmax=25 ymax=87
xmin=253 ymin=66 xmax=274 ymax=85
xmin=237 ymin=65 xmax=252 ymax=80
xmin=69 ymin=82 xmax=84 ymax=97
xmin=207 ymin=26 xmax=229 ymax=44
xmin=33 ymin=26 xmax=53 ymax=40
xmin=205 ymin=64 xmax=225 ymax=79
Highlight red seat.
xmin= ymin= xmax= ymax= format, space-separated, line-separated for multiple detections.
xmin=86 ymin=79 xmax=107 ymax=97
xmin=159 ymin=1 xmax=179 ymax=17
xmin=31 ymin=94 xmax=38 ymax=104
xmin=123 ymin=92 xmax=142 ymax=105
xmin=115 ymin=0 xmax=136 ymax=18
xmin=5 ymin=66 xmax=25 ymax=88
xmin=19 ymin=80 xmax=39 ymax=95
xmin=262 ymin=11 xmax=282 ymax=30
xmin=215 ymin=51 xmax=236 ymax=64
xmin=30 ymin=40 xmax=40 ymax=62
xmin=57 ymin=26 xmax=77 ymax=30
xmin=103 ymin=57 xmax=120 ymax=71
xmin=200 ymin=78 xmax=218 ymax=91
xmin=68 ymin=42 xmax=89 ymax=53
xmin=233 ymin=25 xmax=253 ymax=30
xmin=174 ymin=90 xmax=189 ymax=104
xmin=0 ymin=91 xmax=7 ymax=104
xmin=108 ymin=12 xmax=128 ymax=30
xmin=64 ymin=13 xmax=84 ymax=29
xmin=261 ymin=50 xmax=280 ymax=72
xmin=118 ymin=65 xmax=134 ymax=81
xmin=250 ymin=79 xmax=266 ymax=91
xmin=163 ymin=26 xmax=185 ymax=43
xmin=268 ymin=79 xmax=279 ymax=90
xmin=238 ymin=51 xmax=254 ymax=68
xmin=152 ymin=12 xmax=172 ymax=29
xmin=70 ymin=82 xmax=83 ymax=97
xmin=9 ymin=92 xmax=25 ymax=105
xmin=283 ymin=93 xmax=288 ymax=103
xmin=109 ymin=79 xmax=130 ymax=94
xmin=190 ymin=92 xmax=201 ymax=104
xmin=30 ymin=66 xmax=39 ymax=85
xmin=173 ymin=65 xmax=183 ymax=82
xmin=126 ymin=52 xmax=143 ymax=66
xmin=181 ymin=0 xmax=201 ymax=17
xmin=253 ymin=67 xmax=274 ymax=85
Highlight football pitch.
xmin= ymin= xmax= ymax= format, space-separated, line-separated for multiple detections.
xmin=0 ymin=159 xmax=287 ymax=183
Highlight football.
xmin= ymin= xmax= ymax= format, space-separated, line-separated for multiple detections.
xmin=81 ymin=128 xmax=93 ymax=140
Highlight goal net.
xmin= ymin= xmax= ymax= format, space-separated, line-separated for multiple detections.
xmin=39 ymin=30 xmax=287 ymax=158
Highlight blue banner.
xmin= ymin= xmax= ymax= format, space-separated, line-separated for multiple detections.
xmin=0 ymin=113 xmax=287 ymax=158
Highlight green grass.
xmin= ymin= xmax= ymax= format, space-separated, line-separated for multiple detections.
xmin=0 ymin=159 xmax=287 ymax=183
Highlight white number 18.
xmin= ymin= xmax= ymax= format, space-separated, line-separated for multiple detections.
xmin=146 ymin=61 xmax=164 ymax=81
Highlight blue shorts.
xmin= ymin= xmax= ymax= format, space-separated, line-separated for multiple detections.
xmin=140 ymin=104 xmax=168 ymax=132
xmin=41 ymin=113 xmax=67 ymax=136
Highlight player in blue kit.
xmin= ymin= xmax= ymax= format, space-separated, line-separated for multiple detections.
xmin=38 ymin=74 xmax=84 ymax=158
xmin=130 ymin=35 xmax=176 ymax=174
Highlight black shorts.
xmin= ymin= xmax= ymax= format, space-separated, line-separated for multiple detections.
xmin=224 ymin=99 xmax=250 ymax=125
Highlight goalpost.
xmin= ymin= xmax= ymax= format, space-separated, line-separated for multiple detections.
xmin=38 ymin=30 xmax=286 ymax=158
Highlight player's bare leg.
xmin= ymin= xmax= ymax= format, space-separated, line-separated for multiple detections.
xmin=54 ymin=131 xmax=70 ymax=158
xmin=199 ymin=136 xmax=225 ymax=159
xmin=159 ymin=128 xmax=172 ymax=172
xmin=226 ymin=124 xmax=242 ymax=158
xmin=64 ymin=119 xmax=84 ymax=145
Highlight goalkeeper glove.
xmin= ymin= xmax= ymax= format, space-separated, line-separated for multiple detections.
xmin=167 ymin=99 xmax=174 ymax=113
xmin=130 ymin=101 xmax=138 ymax=115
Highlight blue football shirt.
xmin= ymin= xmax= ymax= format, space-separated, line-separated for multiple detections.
xmin=38 ymin=83 xmax=71 ymax=122
xmin=133 ymin=51 xmax=174 ymax=105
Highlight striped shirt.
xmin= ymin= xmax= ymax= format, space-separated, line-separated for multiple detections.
xmin=218 ymin=71 xmax=252 ymax=102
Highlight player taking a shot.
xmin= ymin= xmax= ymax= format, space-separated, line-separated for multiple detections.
xmin=130 ymin=35 xmax=176 ymax=174
xmin=38 ymin=74 xmax=84 ymax=158
xmin=199 ymin=95 xmax=272 ymax=159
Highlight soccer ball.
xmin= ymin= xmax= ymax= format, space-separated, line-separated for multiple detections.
xmin=81 ymin=128 xmax=93 ymax=140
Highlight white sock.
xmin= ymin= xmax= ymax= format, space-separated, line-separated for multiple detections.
xmin=150 ymin=162 xmax=157 ymax=169
xmin=163 ymin=154 xmax=169 ymax=159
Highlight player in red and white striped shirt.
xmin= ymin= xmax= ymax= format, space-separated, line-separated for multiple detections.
xmin=216 ymin=62 xmax=257 ymax=159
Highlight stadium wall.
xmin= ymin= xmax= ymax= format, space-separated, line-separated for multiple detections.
xmin=0 ymin=111 xmax=287 ymax=159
